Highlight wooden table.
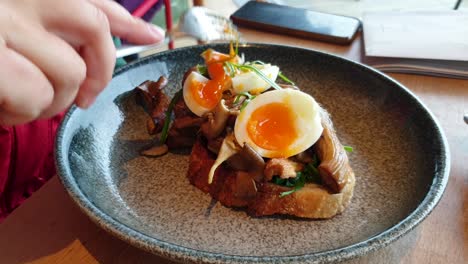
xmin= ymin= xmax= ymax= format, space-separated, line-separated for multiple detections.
xmin=0 ymin=2 xmax=467 ymax=264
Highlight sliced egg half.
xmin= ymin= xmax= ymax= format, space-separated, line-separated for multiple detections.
xmin=234 ymin=89 xmax=323 ymax=158
xmin=232 ymin=64 xmax=279 ymax=95
xmin=183 ymin=71 xmax=221 ymax=117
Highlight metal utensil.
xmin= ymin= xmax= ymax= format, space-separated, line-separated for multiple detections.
xmin=116 ymin=7 xmax=239 ymax=58
xmin=464 ymin=114 xmax=468 ymax=124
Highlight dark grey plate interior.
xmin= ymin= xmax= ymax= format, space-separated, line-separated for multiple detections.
xmin=55 ymin=43 xmax=449 ymax=264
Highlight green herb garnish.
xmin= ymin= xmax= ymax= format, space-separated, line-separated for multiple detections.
xmin=246 ymin=60 xmax=266 ymax=66
xmin=234 ymin=41 xmax=239 ymax=57
xmin=196 ymin=64 xmax=208 ymax=76
xmin=223 ymin=62 xmax=237 ymax=76
xmin=310 ymin=153 xmax=320 ymax=167
xmin=278 ymin=71 xmax=295 ymax=85
xmin=303 ymin=163 xmax=321 ymax=183
xmin=344 ymin=146 xmax=354 ymax=152
xmin=233 ymin=92 xmax=253 ymax=104
xmin=240 ymin=96 xmax=256 ymax=110
xmin=280 ymin=186 xmax=303 ymax=197
xmin=272 ymin=157 xmax=322 ymax=197
xmin=277 ymin=172 xmax=306 ymax=197
xmin=159 ymin=89 xmax=182 ymax=144
xmin=233 ymin=92 xmax=256 ymax=110
xmin=223 ymin=61 xmax=237 ymax=77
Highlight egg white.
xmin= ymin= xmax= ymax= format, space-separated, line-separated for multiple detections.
xmin=183 ymin=71 xmax=211 ymax=117
xmin=231 ymin=64 xmax=279 ymax=95
xmin=234 ymin=89 xmax=323 ymax=158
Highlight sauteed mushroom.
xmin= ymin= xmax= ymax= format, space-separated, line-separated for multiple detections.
xmin=207 ymin=137 xmax=224 ymax=154
xmin=227 ymin=143 xmax=265 ymax=182
xmin=314 ymin=110 xmax=352 ymax=193
xmin=141 ymin=144 xmax=169 ymax=157
xmin=201 ymin=100 xmax=230 ymax=139
xmin=232 ymin=171 xmax=257 ymax=204
xmin=208 ymin=133 xmax=240 ymax=184
xmin=264 ymin=158 xmax=303 ymax=181
xmin=134 ymin=77 xmax=170 ymax=134
xmin=166 ymin=116 xmax=205 ymax=149
xmin=201 ymin=99 xmax=238 ymax=140
xmin=294 ymin=150 xmax=314 ymax=163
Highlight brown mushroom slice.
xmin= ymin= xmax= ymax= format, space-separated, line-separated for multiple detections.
xmin=141 ymin=144 xmax=168 ymax=157
xmin=173 ymin=97 xmax=196 ymax=118
xmin=146 ymin=117 xmax=158 ymax=135
xmin=207 ymin=136 xmax=224 ymax=154
xmin=227 ymin=143 xmax=265 ymax=182
xmin=150 ymin=93 xmax=169 ymax=134
xmin=172 ymin=116 xmax=205 ymax=129
xmin=232 ymin=172 xmax=258 ymax=204
xmin=200 ymin=99 xmax=234 ymax=140
xmin=166 ymin=131 xmax=198 ymax=149
xmin=135 ymin=77 xmax=169 ymax=111
xmin=166 ymin=116 xmax=204 ymax=149
xmin=294 ymin=149 xmax=314 ymax=163
xmin=208 ymin=134 xmax=240 ymax=184
xmin=135 ymin=81 xmax=154 ymax=111
xmin=264 ymin=158 xmax=303 ymax=181
xmin=314 ymin=110 xmax=353 ymax=193
xmin=134 ymin=77 xmax=170 ymax=134
xmin=149 ymin=76 xmax=168 ymax=96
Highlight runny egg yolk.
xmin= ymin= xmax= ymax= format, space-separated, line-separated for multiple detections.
xmin=246 ymin=102 xmax=298 ymax=156
xmin=190 ymin=62 xmax=228 ymax=109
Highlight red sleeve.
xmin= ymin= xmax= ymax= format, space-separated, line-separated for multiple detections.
xmin=0 ymin=113 xmax=64 ymax=222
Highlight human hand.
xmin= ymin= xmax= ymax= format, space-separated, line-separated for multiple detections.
xmin=0 ymin=0 xmax=165 ymax=125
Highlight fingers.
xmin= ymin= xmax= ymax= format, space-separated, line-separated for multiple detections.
xmin=57 ymin=0 xmax=164 ymax=108
xmin=73 ymin=7 xmax=115 ymax=109
xmin=0 ymin=44 xmax=53 ymax=125
xmin=88 ymin=0 xmax=165 ymax=44
xmin=3 ymin=19 xmax=86 ymax=118
xmin=44 ymin=0 xmax=116 ymax=108
xmin=0 ymin=0 xmax=166 ymax=125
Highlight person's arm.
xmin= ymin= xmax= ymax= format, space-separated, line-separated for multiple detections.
xmin=0 ymin=0 xmax=164 ymax=126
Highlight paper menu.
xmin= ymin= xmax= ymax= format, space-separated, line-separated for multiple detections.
xmin=362 ymin=11 xmax=468 ymax=61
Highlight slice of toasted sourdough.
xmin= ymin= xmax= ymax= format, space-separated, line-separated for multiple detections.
xmin=187 ymin=110 xmax=355 ymax=219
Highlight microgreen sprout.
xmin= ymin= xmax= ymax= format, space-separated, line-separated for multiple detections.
xmin=278 ymin=71 xmax=295 ymax=85
xmin=273 ymin=154 xmax=322 ymax=197
xmin=159 ymin=89 xmax=183 ymax=144
xmin=344 ymin=146 xmax=354 ymax=152
xmin=233 ymin=92 xmax=253 ymax=104
xmin=233 ymin=92 xmax=256 ymax=110
xmin=196 ymin=64 xmax=207 ymax=76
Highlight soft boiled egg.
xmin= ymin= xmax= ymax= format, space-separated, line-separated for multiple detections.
xmin=231 ymin=64 xmax=279 ymax=95
xmin=234 ymin=89 xmax=323 ymax=158
xmin=183 ymin=71 xmax=211 ymax=116
xmin=183 ymin=70 xmax=230 ymax=117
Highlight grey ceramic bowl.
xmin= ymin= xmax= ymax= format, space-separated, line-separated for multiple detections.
xmin=55 ymin=43 xmax=450 ymax=263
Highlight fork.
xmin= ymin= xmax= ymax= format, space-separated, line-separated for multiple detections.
xmin=115 ymin=7 xmax=240 ymax=58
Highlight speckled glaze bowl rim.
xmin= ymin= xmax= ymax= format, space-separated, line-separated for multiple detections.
xmin=55 ymin=43 xmax=450 ymax=264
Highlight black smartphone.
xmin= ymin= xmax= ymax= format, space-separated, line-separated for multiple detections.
xmin=230 ymin=1 xmax=361 ymax=44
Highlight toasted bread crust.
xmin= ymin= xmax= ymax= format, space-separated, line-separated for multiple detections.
xmin=187 ymin=135 xmax=355 ymax=219
xmin=248 ymin=174 xmax=355 ymax=219
xmin=188 ymin=138 xmax=256 ymax=207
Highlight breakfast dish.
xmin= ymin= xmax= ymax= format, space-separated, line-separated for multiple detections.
xmin=56 ymin=43 xmax=449 ymax=262
xmin=136 ymin=45 xmax=355 ymax=219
